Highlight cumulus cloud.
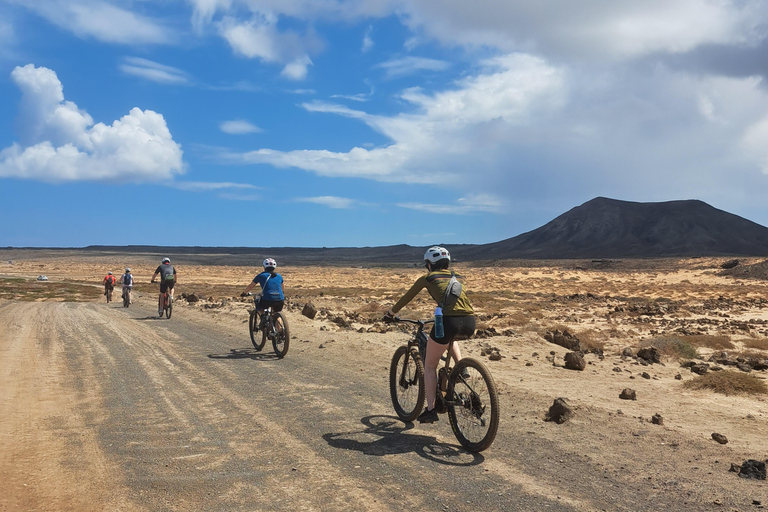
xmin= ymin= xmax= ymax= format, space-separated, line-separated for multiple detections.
xmin=10 ymin=0 xmax=169 ymax=45
xmin=281 ymin=55 xmax=313 ymax=80
xmin=0 ymin=64 xmax=183 ymax=183
xmin=120 ymin=57 xmax=190 ymax=84
xmin=219 ymin=119 xmax=262 ymax=134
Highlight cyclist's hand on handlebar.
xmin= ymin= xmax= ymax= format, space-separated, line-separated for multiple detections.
xmin=240 ymin=292 xmax=248 ymax=297
xmin=383 ymin=310 xmax=395 ymax=323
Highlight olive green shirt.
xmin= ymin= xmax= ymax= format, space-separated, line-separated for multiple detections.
xmin=392 ymin=270 xmax=474 ymax=316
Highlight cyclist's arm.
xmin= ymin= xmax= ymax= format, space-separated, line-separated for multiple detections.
xmin=242 ymin=281 xmax=256 ymax=295
xmin=389 ymin=276 xmax=428 ymax=315
xmin=151 ymin=271 xmax=159 ymax=283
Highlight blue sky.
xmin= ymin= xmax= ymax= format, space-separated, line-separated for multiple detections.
xmin=2 ymin=1 xmax=768 ymax=248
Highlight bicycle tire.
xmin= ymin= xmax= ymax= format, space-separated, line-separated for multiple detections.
xmin=123 ymin=291 xmax=129 ymax=308
xmin=165 ymin=295 xmax=172 ymax=319
xmin=389 ymin=346 xmax=425 ymax=422
xmin=446 ymin=357 xmax=499 ymax=452
xmin=249 ymin=311 xmax=266 ymax=350
xmin=271 ymin=312 xmax=290 ymax=358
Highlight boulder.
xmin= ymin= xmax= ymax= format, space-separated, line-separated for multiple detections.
xmin=544 ymin=329 xmax=581 ymax=351
xmin=619 ymin=388 xmax=637 ymax=400
xmin=637 ymin=347 xmax=661 ymax=364
xmin=564 ymin=352 xmax=586 ymax=371
xmin=720 ymin=259 xmax=740 ymax=269
xmin=186 ymin=293 xmax=199 ymax=303
xmin=545 ymin=397 xmax=574 ymax=424
xmin=301 ymin=303 xmax=318 ymax=319
xmin=737 ymin=460 xmax=767 ymax=480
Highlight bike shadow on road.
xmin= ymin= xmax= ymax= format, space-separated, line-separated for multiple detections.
xmin=136 ymin=316 xmax=169 ymax=321
xmin=323 ymin=415 xmax=484 ymax=466
xmin=207 ymin=348 xmax=282 ymax=361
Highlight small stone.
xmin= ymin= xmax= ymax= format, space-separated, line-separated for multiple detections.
xmin=619 ymin=388 xmax=637 ymax=400
xmin=545 ymin=397 xmax=574 ymax=424
xmin=301 ymin=302 xmax=318 ymax=319
xmin=642 ymin=372 xmax=651 ymax=379
xmin=711 ymin=433 xmax=728 ymax=445
xmin=525 ymin=362 xmax=533 ymax=367
xmin=489 ymin=350 xmax=502 ymax=361
xmin=652 ymin=414 xmax=663 ymax=425
xmin=675 ymin=374 xmax=682 ymax=380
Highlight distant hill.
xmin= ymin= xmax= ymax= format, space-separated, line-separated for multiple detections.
xmin=459 ymin=197 xmax=768 ymax=259
xmin=10 ymin=197 xmax=768 ymax=263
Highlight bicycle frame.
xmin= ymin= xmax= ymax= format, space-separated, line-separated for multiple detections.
xmin=396 ymin=317 xmax=472 ymax=407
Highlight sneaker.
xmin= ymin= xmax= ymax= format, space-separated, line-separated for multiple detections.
xmin=458 ymin=368 xmax=471 ymax=381
xmin=417 ymin=408 xmax=439 ymax=424
xmin=158 ymin=310 xmax=163 ymax=317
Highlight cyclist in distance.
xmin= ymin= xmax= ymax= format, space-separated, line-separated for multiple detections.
xmin=103 ymin=271 xmax=116 ymax=300
xmin=151 ymin=257 xmax=176 ymax=317
xmin=119 ymin=267 xmax=133 ymax=304
xmin=384 ymin=246 xmax=476 ymax=424
xmin=240 ymin=258 xmax=285 ymax=320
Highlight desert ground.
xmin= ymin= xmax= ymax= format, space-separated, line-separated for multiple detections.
xmin=1 ymin=250 xmax=767 ymax=511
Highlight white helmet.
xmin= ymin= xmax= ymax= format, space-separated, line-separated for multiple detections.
xmin=162 ymin=257 xmax=170 ymax=264
xmin=108 ymin=271 xmax=113 ymax=275
xmin=263 ymin=258 xmax=277 ymax=269
xmin=125 ymin=268 xmax=131 ymax=272
xmin=424 ymin=246 xmax=450 ymax=264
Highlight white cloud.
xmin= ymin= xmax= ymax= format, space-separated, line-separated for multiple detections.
xmin=361 ymin=25 xmax=373 ymax=53
xmin=10 ymin=0 xmax=169 ymax=45
xmin=295 ymin=196 xmax=363 ymax=209
xmin=171 ymin=181 xmax=258 ymax=191
xmin=375 ymin=56 xmax=450 ymax=78
xmin=398 ymin=194 xmax=504 ymax=215
xmin=220 ymin=119 xmax=262 ymax=134
xmin=120 ymin=57 xmax=189 ymax=84
xmin=281 ymin=55 xmax=313 ymax=80
xmin=0 ymin=64 xmax=183 ymax=183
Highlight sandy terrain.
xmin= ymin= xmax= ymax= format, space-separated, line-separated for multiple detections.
xmin=1 ymin=252 xmax=768 ymax=510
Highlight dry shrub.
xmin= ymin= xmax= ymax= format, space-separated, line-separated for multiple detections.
xmin=742 ymin=338 xmax=768 ymax=351
xmin=356 ymin=301 xmax=383 ymax=313
xmin=639 ymin=336 xmax=699 ymax=360
xmin=682 ymin=371 xmax=768 ymax=396
xmin=575 ymin=329 xmax=605 ymax=352
xmin=682 ymin=334 xmax=735 ymax=351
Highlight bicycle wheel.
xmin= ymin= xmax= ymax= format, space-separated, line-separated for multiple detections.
xmin=249 ymin=311 xmax=266 ymax=350
xmin=389 ymin=346 xmax=425 ymax=422
xmin=165 ymin=295 xmax=173 ymax=319
xmin=446 ymin=357 xmax=499 ymax=452
xmin=123 ymin=291 xmax=129 ymax=308
xmin=271 ymin=312 xmax=290 ymax=358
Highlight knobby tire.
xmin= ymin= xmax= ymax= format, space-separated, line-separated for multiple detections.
xmin=389 ymin=346 xmax=425 ymax=422
xmin=271 ymin=312 xmax=290 ymax=358
xmin=165 ymin=295 xmax=172 ymax=319
xmin=249 ymin=310 xmax=266 ymax=350
xmin=446 ymin=357 xmax=499 ymax=452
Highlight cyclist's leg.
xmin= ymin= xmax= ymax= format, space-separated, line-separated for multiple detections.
xmin=168 ymin=280 xmax=175 ymax=300
xmin=158 ymin=282 xmax=166 ymax=312
xmin=424 ymin=336 xmax=449 ymax=411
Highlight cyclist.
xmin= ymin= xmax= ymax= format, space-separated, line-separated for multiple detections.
xmin=151 ymin=257 xmax=176 ymax=317
xmin=119 ymin=267 xmax=133 ymax=304
xmin=384 ymin=246 xmax=476 ymax=424
xmin=240 ymin=258 xmax=285 ymax=326
xmin=103 ymin=271 xmax=116 ymax=302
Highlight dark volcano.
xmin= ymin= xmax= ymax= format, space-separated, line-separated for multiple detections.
xmin=459 ymin=197 xmax=768 ymax=259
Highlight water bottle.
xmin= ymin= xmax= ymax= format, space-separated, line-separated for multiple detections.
xmin=434 ymin=306 xmax=444 ymax=339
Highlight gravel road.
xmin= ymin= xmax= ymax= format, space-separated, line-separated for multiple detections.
xmin=0 ymin=298 xmax=755 ymax=511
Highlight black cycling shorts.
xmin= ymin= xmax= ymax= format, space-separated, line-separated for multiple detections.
xmin=255 ymin=298 xmax=284 ymax=312
xmin=160 ymin=280 xmax=175 ymax=293
xmin=430 ymin=315 xmax=476 ymax=345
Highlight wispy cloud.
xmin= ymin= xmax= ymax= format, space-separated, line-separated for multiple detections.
xmin=398 ymin=194 xmax=504 ymax=215
xmin=295 ymin=196 xmax=365 ymax=209
xmin=219 ymin=120 xmax=262 ymax=135
xmin=170 ymin=181 xmax=259 ymax=192
xmin=120 ymin=57 xmax=189 ymax=84
xmin=331 ymin=82 xmax=375 ymax=102
xmin=361 ymin=25 xmax=374 ymax=53
xmin=10 ymin=0 xmax=170 ymax=45
xmin=375 ymin=56 xmax=451 ymax=79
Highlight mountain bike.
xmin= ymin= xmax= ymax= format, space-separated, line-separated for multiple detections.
xmin=105 ymin=284 xmax=113 ymax=303
xmin=247 ymin=294 xmax=289 ymax=357
xmin=161 ymin=291 xmax=172 ymax=318
xmin=122 ymin=286 xmax=131 ymax=308
xmin=388 ymin=317 xmax=499 ymax=452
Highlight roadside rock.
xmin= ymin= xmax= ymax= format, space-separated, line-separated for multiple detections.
xmin=545 ymin=397 xmax=574 ymax=424
xmin=712 ymin=433 xmax=728 ymax=445
xmin=652 ymin=414 xmax=663 ymax=425
xmin=302 ymin=303 xmax=318 ymax=319
xmin=544 ymin=329 xmax=581 ymax=351
xmin=619 ymin=388 xmax=637 ymax=400
xmin=737 ymin=460 xmax=767 ymax=480
xmin=564 ymin=352 xmax=586 ymax=371
xmin=690 ymin=363 xmax=710 ymax=375
xmin=186 ymin=293 xmax=199 ymax=303
xmin=637 ymin=347 xmax=661 ymax=364
xmin=720 ymin=259 xmax=740 ymax=269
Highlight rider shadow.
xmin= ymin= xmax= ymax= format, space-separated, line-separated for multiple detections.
xmin=207 ymin=348 xmax=281 ymax=361
xmin=323 ymin=415 xmax=484 ymax=466
xmin=136 ymin=316 xmax=166 ymax=321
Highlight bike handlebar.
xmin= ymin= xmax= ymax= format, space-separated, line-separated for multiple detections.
xmin=387 ymin=316 xmax=434 ymax=326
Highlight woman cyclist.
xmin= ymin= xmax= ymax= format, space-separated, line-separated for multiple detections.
xmin=384 ymin=246 xmax=476 ymax=424
xmin=241 ymin=258 xmax=285 ymax=325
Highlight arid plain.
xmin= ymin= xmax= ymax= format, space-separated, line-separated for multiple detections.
xmin=2 ymin=250 xmax=768 ymax=510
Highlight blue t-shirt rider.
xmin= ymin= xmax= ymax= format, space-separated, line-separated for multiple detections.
xmin=241 ymin=258 xmax=285 ymax=312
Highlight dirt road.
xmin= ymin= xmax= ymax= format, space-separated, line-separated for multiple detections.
xmin=1 ymin=297 xmax=765 ymax=511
